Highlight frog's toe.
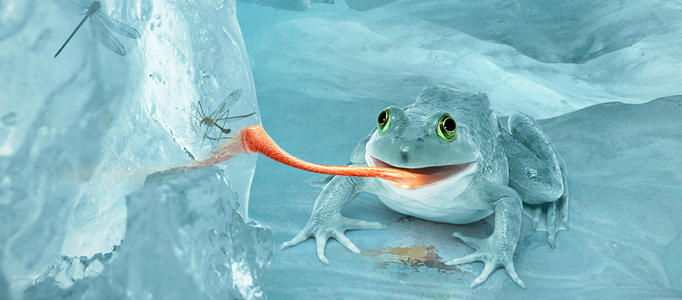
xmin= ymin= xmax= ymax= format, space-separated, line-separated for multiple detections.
xmin=447 ymin=233 xmax=526 ymax=289
xmin=343 ymin=217 xmax=388 ymax=231
xmin=523 ymin=195 xmax=568 ymax=248
xmin=280 ymin=230 xmax=312 ymax=251
xmin=316 ymin=236 xmax=331 ymax=264
xmin=332 ymin=230 xmax=361 ymax=254
xmin=451 ymin=232 xmax=485 ymax=249
xmin=444 ymin=252 xmax=483 ymax=266
xmin=470 ymin=262 xmax=497 ymax=288
xmin=504 ymin=263 xmax=526 ymax=289
xmin=445 ymin=251 xmax=525 ymax=289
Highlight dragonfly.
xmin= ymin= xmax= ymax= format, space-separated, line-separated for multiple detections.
xmin=191 ymin=89 xmax=257 ymax=148
xmin=52 ymin=0 xmax=141 ymax=57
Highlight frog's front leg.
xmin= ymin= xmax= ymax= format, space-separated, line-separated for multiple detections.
xmin=445 ymin=185 xmax=526 ymax=289
xmin=280 ymin=176 xmax=387 ymax=264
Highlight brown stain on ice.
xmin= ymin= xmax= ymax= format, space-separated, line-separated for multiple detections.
xmin=363 ymin=243 xmax=467 ymax=274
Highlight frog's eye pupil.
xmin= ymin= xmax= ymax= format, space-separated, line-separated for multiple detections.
xmin=443 ymin=118 xmax=456 ymax=131
xmin=437 ymin=114 xmax=457 ymax=142
xmin=377 ymin=109 xmax=391 ymax=134
xmin=378 ymin=111 xmax=387 ymax=124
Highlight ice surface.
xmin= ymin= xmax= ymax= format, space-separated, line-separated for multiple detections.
xmin=1 ymin=0 xmax=271 ymax=299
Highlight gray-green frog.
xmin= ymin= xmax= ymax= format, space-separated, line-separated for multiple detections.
xmin=281 ymin=85 xmax=569 ymax=288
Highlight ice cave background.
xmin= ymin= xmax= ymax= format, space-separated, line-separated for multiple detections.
xmin=1 ymin=0 xmax=681 ymax=299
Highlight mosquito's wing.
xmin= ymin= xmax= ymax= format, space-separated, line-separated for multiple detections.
xmin=51 ymin=0 xmax=87 ymax=15
xmin=90 ymin=15 xmax=126 ymax=56
xmin=216 ymin=112 xmax=256 ymax=123
xmin=95 ymin=12 xmax=141 ymax=39
xmin=222 ymin=89 xmax=243 ymax=110
xmin=207 ymin=101 xmax=228 ymax=122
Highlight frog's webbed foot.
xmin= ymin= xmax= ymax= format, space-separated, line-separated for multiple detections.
xmin=445 ymin=232 xmax=526 ymax=289
xmin=280 ymin=214 xmax=387 ymax=264
xmin=523 ymin=184 xmax=568 ymax=248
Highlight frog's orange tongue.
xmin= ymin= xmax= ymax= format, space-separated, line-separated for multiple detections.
xmin=163 ymin=124 xmax=423 ymax=188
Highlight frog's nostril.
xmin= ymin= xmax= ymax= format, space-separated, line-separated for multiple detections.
xmin=399 ymin=146 xmax=409 ymax=162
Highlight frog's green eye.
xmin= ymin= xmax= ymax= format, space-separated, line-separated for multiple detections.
xmin=377 ymin=108 xmax=391 ymax=134
xmin=437 ymin=113 xmax=457 ymax=142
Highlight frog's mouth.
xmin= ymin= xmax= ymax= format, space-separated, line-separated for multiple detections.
xmin=368 ymin=156 xmax=473 ymax=189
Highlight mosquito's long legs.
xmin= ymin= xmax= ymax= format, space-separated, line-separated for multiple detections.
xmin=191 ymin=90 xmax=255 ymax=147
xmin=215 ymin=107 xmax=231 ymax=142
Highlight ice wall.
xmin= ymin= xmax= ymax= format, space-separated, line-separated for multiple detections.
xmin=0 ymin=0 xmax=272 ymax=299
xmin=238 ymin=0 xmax=682 ymax=119
xmin=237 ymin=0 xmax=334 ymax=11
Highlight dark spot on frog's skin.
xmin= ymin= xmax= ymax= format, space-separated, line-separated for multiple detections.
xmin=399 ymin=145 xmax=410 ymax=163
xmin=400 ymin=151 xmax=409 ymax=163
xmin=417 ymin=137 xmax=424 ymax=142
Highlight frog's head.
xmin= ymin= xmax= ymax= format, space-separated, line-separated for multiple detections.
xmin=366 ymin=87 xmax=480 ymax=189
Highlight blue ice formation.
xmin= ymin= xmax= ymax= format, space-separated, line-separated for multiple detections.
xmin=0 ymin=0 xmax=270 ymax=299
xmin=2 ymin=0 xmax=682 ymax=299
xmin=237 ymin=0 xmax=334 ymax=11
xmin=23 ymin=168 xmax=273 ymax=299
xmin=239 ymin=0 xmax=682 ymax=119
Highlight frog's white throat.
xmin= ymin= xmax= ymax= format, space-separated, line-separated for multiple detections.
xmin=365 ymin=153 xmax=478 ymax=198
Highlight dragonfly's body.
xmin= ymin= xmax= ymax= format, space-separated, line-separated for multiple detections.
xmin=54 ymin=1 xmax=100 ymax=58
xmin=53 ymin=0 xmax=140 ymax=57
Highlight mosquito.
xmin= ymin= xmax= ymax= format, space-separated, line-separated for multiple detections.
xmin=52 ymin=0 xmax=141 ymax=58
xmin=191 ymin=89 xmax=257 ymax=148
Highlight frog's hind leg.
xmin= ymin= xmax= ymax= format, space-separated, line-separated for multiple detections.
xmin=501 ymin=112 xmax=569 ymax=248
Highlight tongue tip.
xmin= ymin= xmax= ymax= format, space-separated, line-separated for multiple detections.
xmin=239 ymin=124 xmax=264 ymax=154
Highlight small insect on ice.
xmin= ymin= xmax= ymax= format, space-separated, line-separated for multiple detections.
xmin=52 ymin=0 xmax=141 ymax=57
xmin=191 ymin=89 xmax=257 ymax=148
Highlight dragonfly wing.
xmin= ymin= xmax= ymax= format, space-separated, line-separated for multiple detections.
xmin=96 ymin=12 xmax=141 ymax=39
xmin=51 ymin=0 xmax=87 ymax=15
xmin=90 ymin=16 xmax=126 ymax=56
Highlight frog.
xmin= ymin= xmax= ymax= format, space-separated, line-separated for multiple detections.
xmin=280 ymin=85 xmax=569 ymax=288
